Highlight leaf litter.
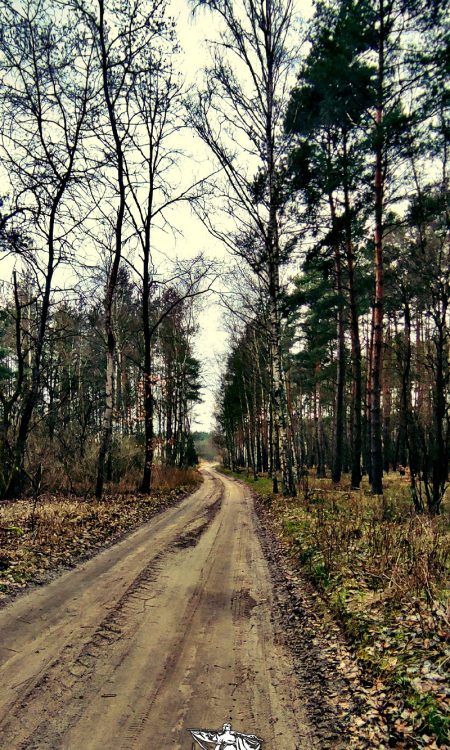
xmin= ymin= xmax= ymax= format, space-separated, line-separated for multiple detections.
xmin=247 ymin=473 xmax=449 ymax=749
xmin=0 ymin=472 xmax=200 ymax=605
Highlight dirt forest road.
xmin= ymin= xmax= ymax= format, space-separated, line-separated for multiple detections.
xmin=0 ymin=466 xmax=319 ymax=750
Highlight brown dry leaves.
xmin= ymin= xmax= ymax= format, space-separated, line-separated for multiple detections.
xmin=0 ymin=471 xmax=200 ymax=603
xmin=257 ymin=476 xmax=450 ymax=749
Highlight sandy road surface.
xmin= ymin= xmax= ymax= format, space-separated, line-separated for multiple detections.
xmin=0 ymin=466 xmax=316 ymax=749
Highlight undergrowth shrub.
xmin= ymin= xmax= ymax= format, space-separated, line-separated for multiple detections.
xmin=151 ymin=465 xmax=200 ymax=491
xmin=22 ymin=431 xmax=200 ymax=496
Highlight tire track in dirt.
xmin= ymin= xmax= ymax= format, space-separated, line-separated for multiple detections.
xmin=0 ymin=471 xmax=223 ymax=749
xmin=6 ymin=493 xmax=224 ymax=750
xmin=122 ymin=471 xmax=318 ymax=750
xmin=0 ymin=467 xmax=347 ymax=749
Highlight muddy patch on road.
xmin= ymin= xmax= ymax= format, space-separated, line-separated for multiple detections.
xmin=172 ymin=494 xmax=223 ymax=550
xmin=231 ymin=588 xmax=258 ymax=621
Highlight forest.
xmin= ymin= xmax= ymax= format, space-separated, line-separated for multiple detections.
xmin=0 ymin=0 xmax=214 ymax=500
xmin=0 ymin=0 xmax=449 ymax=746
xmin=213 ymin=0 xmax=449 ymax=517
xmin=0 ymin=0 xmax=447 ymax=509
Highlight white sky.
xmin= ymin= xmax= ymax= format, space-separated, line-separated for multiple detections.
xmin=0 ymin=0 xmax=313 ymax=434
xmin=168 ymin=0 xmax=313 ymax=432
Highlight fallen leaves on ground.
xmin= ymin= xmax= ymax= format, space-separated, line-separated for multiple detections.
xmin=0 ymin=478 xmax=200 ymax=603
xmin=243 ymin=470 xmax=449 ymax=749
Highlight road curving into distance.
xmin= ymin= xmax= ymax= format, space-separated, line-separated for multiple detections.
xmin=0 ymin=465 xmax=319 ymax=749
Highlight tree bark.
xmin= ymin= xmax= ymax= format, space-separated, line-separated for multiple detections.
xmin=401 ymin=302 xmax=423 ymax=512
xmin=140 ymin=216 xmax=154 ymax=492
xmin=343 ymin=134 xmax=362 ymax=488
xmin=430 ymin=322 xmax=448 ymax=514
xmin=329 ymin=193 xmax=346 ymax=484
xmin=315 ymin=363 xmax=326 ymax=479
xmin=95 ymin=0 xmax=126 ymax=499
xmin=365 ymin=307 xmax=375 ymax=481
xmin=382 ymin=320 xmax=392 ymax=473
xmin=265 ymin=0 xmax=295 ymax=497
xmin=370 ymin=0 xmax=385 ymax=496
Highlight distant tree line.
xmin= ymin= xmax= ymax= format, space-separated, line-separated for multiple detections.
xmin=192 ymin=432 xmax=217 ymax=462
xmin=214 ymin=0 xmax=449 ymax=514
xmin=0 ymin=268 xmax=202 ymax=495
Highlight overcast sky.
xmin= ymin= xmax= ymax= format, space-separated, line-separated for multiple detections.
xmin=168 ymin=0 xmax=314 ymax=432
xmin=0 ymin=0 xmax=313 ymax=434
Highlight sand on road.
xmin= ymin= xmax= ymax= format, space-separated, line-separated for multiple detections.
xmin=0 ymin=466 xmax=317 ymax=749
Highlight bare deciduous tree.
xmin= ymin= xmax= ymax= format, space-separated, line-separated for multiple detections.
xmin=0 ymin=0 xmax=94 ymax=496
xmin=188 ymin=0 xmax=297 ymax=495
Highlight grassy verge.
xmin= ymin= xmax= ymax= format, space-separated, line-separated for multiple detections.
xmin=226 ymin=467 xmax=450 ymax=749
xmin=0 ymin=466 xmax=200 ymax=603
xmin=219 ymin=466 xmax=274 ymax=496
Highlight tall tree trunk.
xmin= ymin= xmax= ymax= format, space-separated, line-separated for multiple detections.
xmin=382 ymin=319 xmax=392 ymax=473
xmin=415 ymin=312 xmax=424 ymax=416
xmin=242 ymin=378 xmax=257 ymax=479
xmin=268 ymin=348 xmax=277 ymax=491
xmin=269 ymin=299 xmax=295 ymax=494
xmin=430 ymin=323 xmax=448 ymax=515
xmin=265 ymin=2 xmax=295 ymax=497
xmin=332 ymin=296 xmax=346 ymax=484
xmin=329 ymin=192 xmax=346 ymax=484
xmin=141 ymin=217 xmax=154 ymax=492
xmin=285 ymin=368 xmax=300 ymax=482
xmin=343 ymin=135 xmax=362 ymax=488
xmin=370 ymin=0 xmax=385 ymax=496
xmin=252 ymin=369 xmax=262 ymax=474
xmin=365 ymin=308 xmax=375 ymax=481
xmin=95 ymin=0 xmax=126 ymax=499
xmin=402 ymin=302 xmax=423 ymax=512
xmin=315 ymin=363 xmax=326 ymax=479
xmin=262 ymin=396 xmax=269 ymax=472
xmin=395 ymin=311 xmax=408 ymax=469
xmin=251 ymin=335 xmax=263 ymax=474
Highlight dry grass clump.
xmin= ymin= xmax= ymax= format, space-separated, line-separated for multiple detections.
xmin=152 ymin=465 xmax=200 ymax=490
xmin=290 ymin=493 xmax=449 ymax=608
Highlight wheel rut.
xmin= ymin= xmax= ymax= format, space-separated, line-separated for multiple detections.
xmin=10 ymin=491 xmax=224 ymax=750
xmin=0 ymin=467 xmax=341 ymax=749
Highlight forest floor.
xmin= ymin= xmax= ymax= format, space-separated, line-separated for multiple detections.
xmin=0 ymin=466 xmax=200 ymax=605
xmin=222 ymin=468 xmax=450 ymax=749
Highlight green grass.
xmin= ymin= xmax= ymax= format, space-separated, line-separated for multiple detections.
xmin=219 ymin=467 xmax=274 ymax=496
xmin=408 ymin=692 xmax=450 ymax=743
